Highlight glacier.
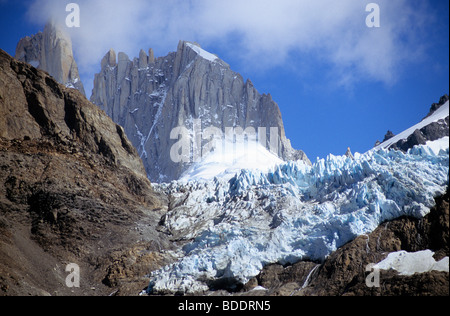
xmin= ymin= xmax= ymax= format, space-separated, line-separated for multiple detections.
xmin=147 ymin=141 xmax=449 ymax=294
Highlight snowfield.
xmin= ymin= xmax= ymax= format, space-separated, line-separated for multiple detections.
xmin=147 ymin=139 xmax=449 ymax=294
xmin=180 ymin=137 xmax=284 ymax=181
xmin=375 ymin=250 xmax=449 ymax=276
xmin=185 ymin=42 xmax=218 ymax=63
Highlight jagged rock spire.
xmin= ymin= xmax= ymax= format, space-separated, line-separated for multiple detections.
xmin=101 ymin=49 xmax=117 ymax=68
xmin=345 ymin=147 xmax=354 ymax=159
xmin=383 ymin=130 xmax=396 ymax=143
xmin=15 ymin=20 xmax=85 ymax=96
xmin=91 ymin=41 xmax=311 ymax=182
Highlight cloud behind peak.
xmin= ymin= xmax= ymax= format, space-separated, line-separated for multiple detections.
xmin=27 ymin=0 xmax=433 ymax=89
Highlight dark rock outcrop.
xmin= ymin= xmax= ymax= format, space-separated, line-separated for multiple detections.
xmin=0 ymin=49 xmax=172 ymax=296
xmin=424 ymin=94 xmax=449 ymax=119
xmin=382 ymin=130 xmax=395 ymax=143
xmin=389 ymin=118 xmax=449 ymax=152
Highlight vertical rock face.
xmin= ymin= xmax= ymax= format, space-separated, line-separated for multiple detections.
xmin=91 ymin=41 xmax=310 ymax=182
xmin=15 ymin=21 xmax=86 ymax=96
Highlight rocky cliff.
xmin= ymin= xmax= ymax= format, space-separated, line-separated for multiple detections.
xmin=15 ymin=21 xmax=85 ymax=96
xmin=91 ymin=41 xmax=310 ymax=182
xmin=0 ymin=49 xmax=171 ymax=296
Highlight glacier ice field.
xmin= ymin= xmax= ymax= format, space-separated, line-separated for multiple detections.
xmin=147 ymin=143 xmax=449 ymax=294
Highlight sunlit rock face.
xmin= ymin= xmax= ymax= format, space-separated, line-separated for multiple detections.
xmin=15 ymin=21 xmax=86 ymax=96
xmin=91 ymin=41 xmax=310 ymax=182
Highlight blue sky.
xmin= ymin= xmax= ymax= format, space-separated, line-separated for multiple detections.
xmin=0 ymin=0 xmax=448 ymax=161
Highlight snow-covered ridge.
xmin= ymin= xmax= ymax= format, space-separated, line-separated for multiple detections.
xmin=185 ymin=42 xmax=218 ymax=62
xmin=373 ymin=101 xmax=449 ymax=151
xmin=147 ymin=140 xmax=449 ymax=294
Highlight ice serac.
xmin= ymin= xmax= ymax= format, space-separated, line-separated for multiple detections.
xmin=91 ymin=41 xmax=310 ymax=182
xmin=15 ymin=21 xmax=86 ymax=96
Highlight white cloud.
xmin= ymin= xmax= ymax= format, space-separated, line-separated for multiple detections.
xmin=26 ymin=0 xmax=432 ymax=90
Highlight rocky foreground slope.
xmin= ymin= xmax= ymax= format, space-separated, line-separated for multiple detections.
xmin=0 ymin=49 xmax=172 ymax=296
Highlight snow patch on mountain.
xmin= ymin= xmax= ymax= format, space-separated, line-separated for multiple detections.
xmin=181 ymin=137 xmax=283 ymax=181
xmin=375 ymin=250 xmax=449 ymax=276
xmin=185 ymin=42 xmax=218 ymax=63
xmin=147 ymin=140 xmax=449 ymax=294
xmin=426 ymin=137 xmax=449 ymax=155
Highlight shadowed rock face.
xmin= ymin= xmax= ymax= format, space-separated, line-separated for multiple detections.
xmin=15 ymin=21 xmax=85 ymax=96
xmin=0 ymin=50 xmax=173 ymax=296
xmin=1 ymin=49 xmax=146 ymax=176
xmin=91 ymin=41 xmax=310 ymax=182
